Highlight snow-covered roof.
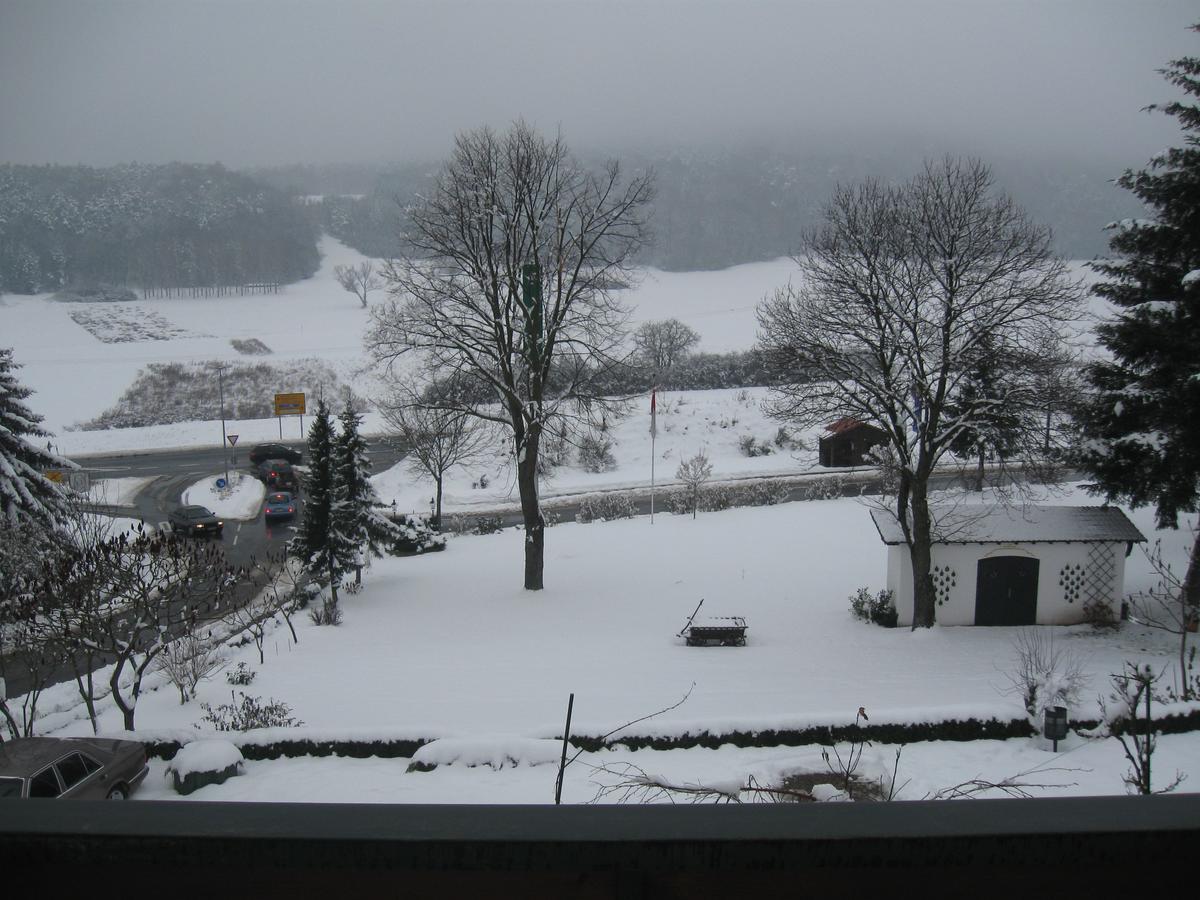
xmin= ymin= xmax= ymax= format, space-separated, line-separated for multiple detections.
xmin=824 ymin=417 xmax=882 ymax=435
xmin=869 ymin=505 xmax=1146 ymax=546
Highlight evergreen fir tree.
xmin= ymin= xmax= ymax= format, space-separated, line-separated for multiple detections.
xmin=288 ymin=399 xmax=335 ymax=579
xmin=0 ymin=347 xmax=72 ymax=528
xmin=1073 ymin=27 xmax=1200 ymax=617
xmin=946 ymin=335 xmax=1025 ymax=491
xmin=330 ymin=402 xmax=397 ymax=584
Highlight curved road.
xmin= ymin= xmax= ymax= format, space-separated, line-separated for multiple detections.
xmin=75 ymin=440 xmax=408 ymax=567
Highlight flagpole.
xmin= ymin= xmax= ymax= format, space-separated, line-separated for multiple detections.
xmin=650 ymin=387 xmax=656 ymax=524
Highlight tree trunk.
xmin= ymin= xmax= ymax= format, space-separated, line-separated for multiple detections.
xmin=975 ymin=446 xmax=985 ymax=492
xmin=908 ymin=481 xmax=937 ymax=629
xmin=516 ymin=428 xmax=545 ymax=591
xmin=109 ymin=660 xmax=136 ymax=731
xmin=327 ymin=548 xmax=340 ymax=608
xmin=434 ymin=474 xmax=443 ymax=528
xmin=1177 ymin=531 xmax=1200 ymax=699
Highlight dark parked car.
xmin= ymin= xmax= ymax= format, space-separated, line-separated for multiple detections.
xmin=0 ymin=737 xmax=149 ymax=800
xmin=264 ymin=491 xmax=297 ymax=522
xmin=168 ymin=504 xmax=225 ymax=537
xmin=248 ymin=443 xmax=302 ymax=465
xmin=257 ymin=459 xmax=298 ymax=491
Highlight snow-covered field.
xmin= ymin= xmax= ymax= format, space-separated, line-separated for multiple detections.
xmin=0 ymin=235 xmax=1104 ymax=450
xmin=0 ymin=235 xmax=800 ymax=443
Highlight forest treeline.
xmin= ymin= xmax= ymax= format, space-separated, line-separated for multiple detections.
xmin=254 ymin=147 xmax=1141 ymax=270
xmin=0 ymin=162 xmax=319 ymax=294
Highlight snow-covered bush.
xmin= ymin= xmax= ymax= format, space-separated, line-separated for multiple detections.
xmin=226 ymin=662 xmax=256 ymax=686
xmin=386 ymin=513 xmax=446 ymax=555
xmin=849 ymin=587 xmax=897 ymax=627
xmin=738 ymin=434 xmax=773 ymax=457
xmin=444 ymin=514 xmax=506 ymax=536
xmin=576 ymin=493 xmax=637 ymax=523
xmin=802 ymin=474 xmax=847 ymax=501
xmin=578 ymin=432 xmax=617 ymax=473
xmin=308 ymin=601 xmax=343 ymax=626
xmin=199 ymin=692 xmax=303 ymax=731
xmin=407 ymin=737 xmax=564 ymax=772
xmin=166 ymin=739 xmax=245 ymax=795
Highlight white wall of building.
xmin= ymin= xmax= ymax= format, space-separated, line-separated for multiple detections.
xmin=883 ymin=541 xmax=1128 ymax=627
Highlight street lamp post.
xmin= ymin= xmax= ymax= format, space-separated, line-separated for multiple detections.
xmin=217 ymin=364 xmax=229 ymax=486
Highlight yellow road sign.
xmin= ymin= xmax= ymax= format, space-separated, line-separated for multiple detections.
xmin=274 ymin=392 xmax=306 ymax=416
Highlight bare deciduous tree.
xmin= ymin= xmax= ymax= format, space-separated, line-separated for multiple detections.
xmin=155 ymin=630 xmax=227 ymax=704
xmin=333 ymin=261 xmax=382 ymax=308
xmin=367 ymin=121 xmax=654 ymax=590
xmin=758 ymin=157 xmax=1080 ymax=628
xmin=1126 ymin=538 xmax=1200 ymax=701
xmin=1100 ymin=662 xmax=1186 ymax=795
xmin=676 ymin=450 xmax=713 ymax=519
xmin=379 ymin=387 xmax=492 ymax=526
xmin=633 ymin=318 xmax=700 ymax=374
xmin=44 ymin=529 xmax=233 ymax=730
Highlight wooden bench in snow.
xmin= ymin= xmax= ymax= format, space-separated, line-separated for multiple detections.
xmin=678 ymin=600 xmax=747 ymax=646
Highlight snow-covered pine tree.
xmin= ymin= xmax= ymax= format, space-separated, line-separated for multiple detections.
xmin=1073 ymin=26 xmax=1200 ymax=641
xmin=0 ymin=347 xmax=73 ymax=528
xmin=330 ymin=401 xmax=397 ymax=584
xmin=288 ymin=398 xmax=335 ymax=580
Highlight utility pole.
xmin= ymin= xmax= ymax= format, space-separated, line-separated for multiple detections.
xmin=216 ymin=363 xmax=230 ymax=486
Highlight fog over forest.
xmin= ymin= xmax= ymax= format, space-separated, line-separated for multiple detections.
xmin=1 ymin=1 xmax=1196 ymax=274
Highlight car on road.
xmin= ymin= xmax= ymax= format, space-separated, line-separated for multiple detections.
xmin=264 ymin=491 xmax=298 ymax=522
xmin=257 ymin=459 xmax=299 ymax=491
xmin=248 ymin=443 xmax=302 ymax=466
xmin=168 ymin=504 xmax=225 ymax=537
xmin=0 ymin=737 xmax=149 ymax=800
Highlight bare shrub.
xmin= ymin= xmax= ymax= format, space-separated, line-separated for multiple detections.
xmin=156 ymin=632 xmax=227 ymax=705
xmin=1099 ymin=662 xmax=1186 ymax=795
xmin=676 ymin=451 xmax=713 ymax=519
xmin=308 ymin=601 xmax=343 ymax=626
xmin=199 ymin=691 xmax=303 ymax=731
xmin=1003 ymin=629 xmax=1089 ymax=718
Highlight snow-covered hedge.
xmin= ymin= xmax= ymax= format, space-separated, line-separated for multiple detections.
xmin=407 ymin=737 xmax=566 ymax=772
xmin=166 ymin=739 xmax=245 ymax=795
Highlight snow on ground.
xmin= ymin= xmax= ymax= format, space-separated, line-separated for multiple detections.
xmin=182 ymin=472 xmax=265 ymax=520
xmin=87 ymin=476 xmax=156 ymax=507
xmin=6 ymin=242 xmax=1186 ymax=804
xmin=370 ymin=386 xmax=824 ymax=517
xmin=29 ymin=478 xmax=1198 ymax=803
xmin=127 ymin=731 xmax=1199 ymax=806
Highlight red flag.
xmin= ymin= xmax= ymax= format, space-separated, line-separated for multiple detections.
xmin=650 ymin=388 xmax=657 ymax=438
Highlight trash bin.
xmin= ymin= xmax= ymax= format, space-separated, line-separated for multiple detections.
xmin=1043 ymin=706 xmax=1068 ymax=751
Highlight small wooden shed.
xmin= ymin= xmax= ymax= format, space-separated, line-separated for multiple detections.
xmin=819 ymin=418 xmax=888 ymax=468
xmin=869 ymin=506 xmax=1145 ymax=626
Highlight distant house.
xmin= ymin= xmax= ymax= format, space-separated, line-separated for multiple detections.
xmin=869 ymin=506 xmax=1146 ymax=627
xmin=818 ymin=418 xmax=888 ymax=468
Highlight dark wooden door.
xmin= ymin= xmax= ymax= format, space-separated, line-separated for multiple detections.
xmin=975 ymin=556 xmax=1039 ymax=625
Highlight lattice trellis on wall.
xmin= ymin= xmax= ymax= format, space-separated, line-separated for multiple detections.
xmin=1083 ymin=543 xmax=1117 ymax=607
xmin=932 ymin=565 xmax=957 ymax=606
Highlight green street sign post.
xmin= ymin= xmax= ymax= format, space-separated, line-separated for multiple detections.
xmin=520 ymin=261 xmax=543 ymax=365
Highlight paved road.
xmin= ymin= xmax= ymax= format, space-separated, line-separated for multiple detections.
xmin=74 ymin=439 xmax=408 ymax=568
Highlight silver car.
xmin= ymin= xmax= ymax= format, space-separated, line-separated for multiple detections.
xmin=0 ymin=737 xmax=149 ymax=800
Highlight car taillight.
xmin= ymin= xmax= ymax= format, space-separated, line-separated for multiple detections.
xmin=288 ymin=507 xmax=294 ymax=512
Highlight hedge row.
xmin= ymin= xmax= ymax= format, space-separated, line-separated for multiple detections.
xmin=137 ymin=706 xmax=1200 ymax=761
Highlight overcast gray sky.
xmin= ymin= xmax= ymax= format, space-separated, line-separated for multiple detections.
xmin=0 ymin=0 xmax=1195 ymax=167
